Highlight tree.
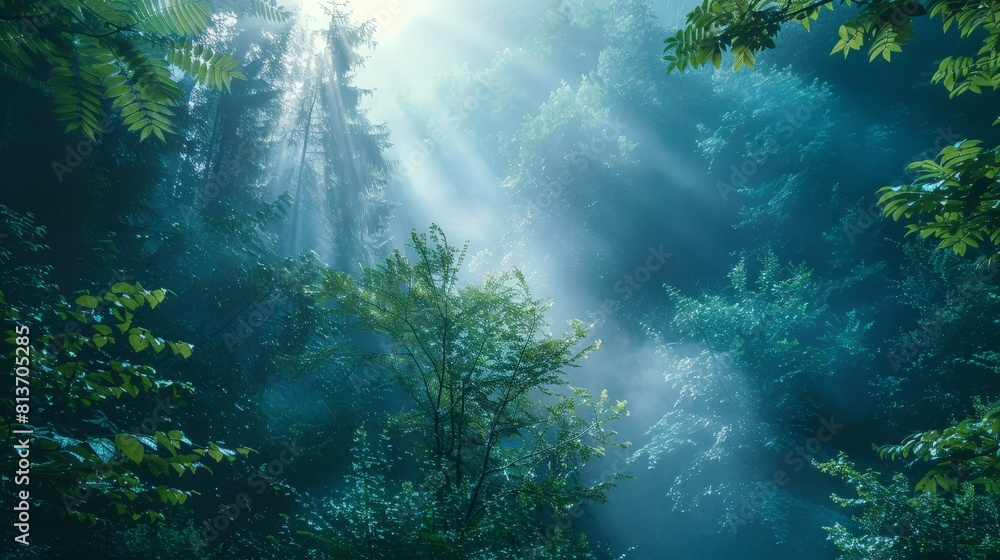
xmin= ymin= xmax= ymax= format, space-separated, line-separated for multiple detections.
xmin=694 ymin=64 xmax=841 ymax=258
xmin=818 ymin=452 xmax=1000 ymax=560
xmin=0 ymin=0 xmax=288 ymax=141
xmin=663 ymin=0 xmax=1000 ymax=263
xmin=639 ymin=251 xmax=871 ymax=539
xmin=305 ymin=225 xmax=630 ymax=559
xmin=274 ymin=4 xmax=392 ymax=270
xmin=879 ymin=395 xmax=1000 ymax=496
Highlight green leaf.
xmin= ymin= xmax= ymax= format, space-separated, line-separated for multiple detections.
xmin=129 ymin=333 xmax=149 ymax=352
xmin=116 ymin=434 xmax=145 ymax=464
xmin=112 ymin=282 xmax=137 ymax=294
xmin=76 ymin=295 xmax=100 ymax=308
xmin=169 ymin=341 xmax=193 ymax=358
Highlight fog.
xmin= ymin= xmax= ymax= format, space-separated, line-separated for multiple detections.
xmin=3 ymin=0 xmax=998 ymax=558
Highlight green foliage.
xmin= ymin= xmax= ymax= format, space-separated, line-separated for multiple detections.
xmin=663 ymin=0 xmax=785 ymax=72
xmin=878 ymin=405 xmax=1000 ymax=495
xmin=0 ymin=0 xmax=288 ymax=141
xmin=662 ymin=0 xmax=928 ymax=73
xmin=112 ymin=516 xmax=209 ymax=560
xmin=274 ymin=6 xmax=392 ymax=268
xmin=660 ymin=251 xmax=850 ymax=413
xmin=501 ymin=77 xmax=637 ymax=207
xmin=306 ymin=225 xmax=630 ymax=558
xmin=298 ymin=427 xmax=432 ymax=558
xmin=0 ymin=207 xmax=246 ymax=526
xmin=928 ymin=1 xmax=1000 ymax=97
xmin=878 ymin=140 xmax=1000 ymax=262
xmin=697 ymin=65 xmax=841 ymax=254
xmin=819 ymin=453 xmax=1000 ymax=560
xmin=828 ymin=1 xmax=918 ymax=63
xmin=664 ymin=0 xmax=1000 ymax=264
xmin=641 ymin=251 xmax=869 ymax=529
xmin=860 ymin=241 xmax=1000 ymax=434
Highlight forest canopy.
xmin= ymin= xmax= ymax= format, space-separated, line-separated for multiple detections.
xmin=2 ymin=0 xmax=1000 ymax=559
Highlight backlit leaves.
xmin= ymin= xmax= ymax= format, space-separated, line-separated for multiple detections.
xmin=662 ymin=0 xmax=782 ymax=73
xmin=664 ymin=0 xmax=1000 ymax=262
xmin=168 ymin=39 xmax=246 ymax=92
xmin=665 ymin=0 xmax=927 ymax=72
xmin=249 ymin=0 xmax=292 ymax=22
xmin=134 ymin=0 xmax=212 ymax=36
xmin=933 ymin=55 xmax=1000 ymax=97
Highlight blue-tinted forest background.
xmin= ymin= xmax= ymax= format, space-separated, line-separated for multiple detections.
xmin=2 ymin=0 xmax=999 ymax=559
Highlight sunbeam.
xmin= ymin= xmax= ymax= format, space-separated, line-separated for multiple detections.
xmin=5 ymin=0 xmax=998 ymax=558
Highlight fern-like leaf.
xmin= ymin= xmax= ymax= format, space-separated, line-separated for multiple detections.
xmin=248 ymin=0 xmax=291 ymax=22
xmin=134 ymin=0 xmax=212 ymax=36
xmin=48 ymin=49 xmax=107 ymax=139
xmin=168 ymin=38 xmax=246 ymax=91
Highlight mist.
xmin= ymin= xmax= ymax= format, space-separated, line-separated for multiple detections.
xmin=2 ymin=0 xmax=999 ymax=559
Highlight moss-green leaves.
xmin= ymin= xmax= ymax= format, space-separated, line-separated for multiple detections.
xmin=72 ymin=282 xmax=196 ymax=358
xmin=664 ymin=0 xmax=1000 ymax=263
xmin=168 ymin=341 xmax=193 ymax=358
xmin=665 ymin=0 xmax=930 ymax=73
xmin=663 ymin=24 xmax=722 ymax=73
xmin=868 ymin=24 xmax=903 ymax=61
xmin=819 ymin=452 xmax=1000 ymax=559
xmin=878 ymin=140 xmax=1000 ymax=261
xmin=76 ymin=294 xmax=101 ymax=308
xmin=933 ymin=55 xmax=1000 ymax=97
